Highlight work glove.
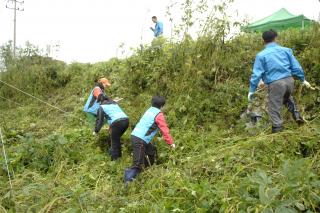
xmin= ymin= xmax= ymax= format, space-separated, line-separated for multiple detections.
xmin=248 ymin=92 xmax=254 ymax=102
xmin=92 ymin=131 xmax=97 ymax=136
xmin=303 ymin=80 xmax=316 ymax=90
xmin=303 ymin=80 xmax=313 ymax=89
xmin=114 ymin=97 xmax=123 ymax=102
xmin=170 ymin=144 xmax=176 ymax=149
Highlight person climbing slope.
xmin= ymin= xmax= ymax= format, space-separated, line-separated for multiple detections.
xmin=150 ymin=16 xmax=163 ymax=37
xmin=83 ymin=78 xmax=111 ymax=122
xmin=124 ymin=96 xmax=175 ymax=184
xmin=248 ymin=29 xmax=312 ymax=133
xmin=94 ymin=97 xmax=129 ymax=161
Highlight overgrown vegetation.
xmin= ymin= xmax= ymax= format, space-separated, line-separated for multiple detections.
xmin=0 ymin=0 xmax=320 ymax=212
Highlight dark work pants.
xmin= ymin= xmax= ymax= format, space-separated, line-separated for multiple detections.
xmin=131 ymin=135 xmax=157 ymax=170
xmin=268 ymin=77 xmax=296 ymax=128
xmin=110 ymin=119 xmax=129 ymax=160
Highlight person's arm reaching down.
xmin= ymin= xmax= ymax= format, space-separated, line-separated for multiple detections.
xmin=249 ymin=54 xmax=265 ymax=93
xmin=95 ymin=107 xmax=105 ymax=133
xmin=286 ymin=48 xmax=313 ymax=88
xmin=155 ymin=112 xmax=174 ymax=146
xmin=287 ymin=48 xmax=305 ymax=82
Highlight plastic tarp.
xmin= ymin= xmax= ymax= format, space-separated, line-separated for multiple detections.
xmin=245 ymin=8 xmax=312 ymax=32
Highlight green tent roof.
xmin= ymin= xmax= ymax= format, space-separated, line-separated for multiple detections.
xmin=245 ymin=8 xmax=312 ymax=32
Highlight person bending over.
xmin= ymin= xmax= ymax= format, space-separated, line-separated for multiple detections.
xmin=124 ymin=96 xmax=175 ymax=183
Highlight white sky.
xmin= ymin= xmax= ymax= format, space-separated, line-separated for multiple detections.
xmin=0 ymin=0 xmax=319 ymax=63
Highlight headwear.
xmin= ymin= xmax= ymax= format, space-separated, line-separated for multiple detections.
xmin=98 ymin=78 xmax=111 ymax=87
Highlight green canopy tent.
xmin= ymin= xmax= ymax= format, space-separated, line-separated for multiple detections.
xmin=245 ymin=8 xmax=312 ymax=32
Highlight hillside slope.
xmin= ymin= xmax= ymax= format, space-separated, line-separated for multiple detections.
xmin=0 ymin=27 xmax=320 ymax=212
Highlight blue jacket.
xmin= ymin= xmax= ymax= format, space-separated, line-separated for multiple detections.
xmin=249 ymin=42 xmax=305 ymax=93
xmin=94 ymin=102 xmax=128 ymax=133
xmin=100 ymin=104 xmax=128 ymax=125
xmin=131 ymin=107 xmax=161 ymax=144
xmin=154 ymin=21 xmax=163 ymax=37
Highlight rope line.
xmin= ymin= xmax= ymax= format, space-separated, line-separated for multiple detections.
xmin=0 ymin=127 xmax=13 ymax=195
xmin=0 ymin=80 xmax=86 ymax=193
xmin=0 ymin=79 xmax=68 ymax=113
xmin=0 ymin=79 xmax=88 ymax=125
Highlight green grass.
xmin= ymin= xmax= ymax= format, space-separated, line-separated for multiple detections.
xmin=0 ymin=93 xmax=319 ymax=212
xmin=0 ymin=25 xmax=320 ymax=212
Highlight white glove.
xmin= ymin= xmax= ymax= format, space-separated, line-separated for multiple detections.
xmin=114 ymin=97 xmax=123 ymax=102
xmin=248 ymin=92 xmax=254 ymax=102
xmin=170 ymin=144 xmax=176 ymax=149
xmin=303 ymin=80 xmax=311 ymax=88
xmin=92 ymin=132 xmax=97 ymax=136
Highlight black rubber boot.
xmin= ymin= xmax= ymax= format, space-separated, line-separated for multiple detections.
xmin=124 ymin=167 xmax=141 ymax=185
xmin=272 ymin=126 xmax=283 ymax=133
xmin=285 ymin=97 xmax=304 ymax=125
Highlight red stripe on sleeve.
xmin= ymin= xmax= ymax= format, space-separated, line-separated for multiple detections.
xmin=155 ymin=112 xmax=173 ymax=145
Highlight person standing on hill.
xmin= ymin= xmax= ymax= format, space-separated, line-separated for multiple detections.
xmin=94 ymin=97 xmax=129 ymax=161
xmin=83 ymin=78 xmax=111 ymax=116
xmin=124 ymin=96 xmax=175 ymax=184
xmin=248 ymin=29 xmax=312 ymax=133
xmin=150 ymin=16 xmax=163 ymax=37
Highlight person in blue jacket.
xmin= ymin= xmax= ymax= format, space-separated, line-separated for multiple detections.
xmin=248 ymin=29 xmax=312 ymax=133
xmin=150 ymin=16 xmax=163 ymax=37
xmin=124 ymin=96 xmax=175 ymax=184
xmin=94 ymin=97 xmax=129 ymax=161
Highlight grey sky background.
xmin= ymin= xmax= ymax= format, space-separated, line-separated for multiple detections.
xmin=0 ymin=0 xmax=319 ymax=63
